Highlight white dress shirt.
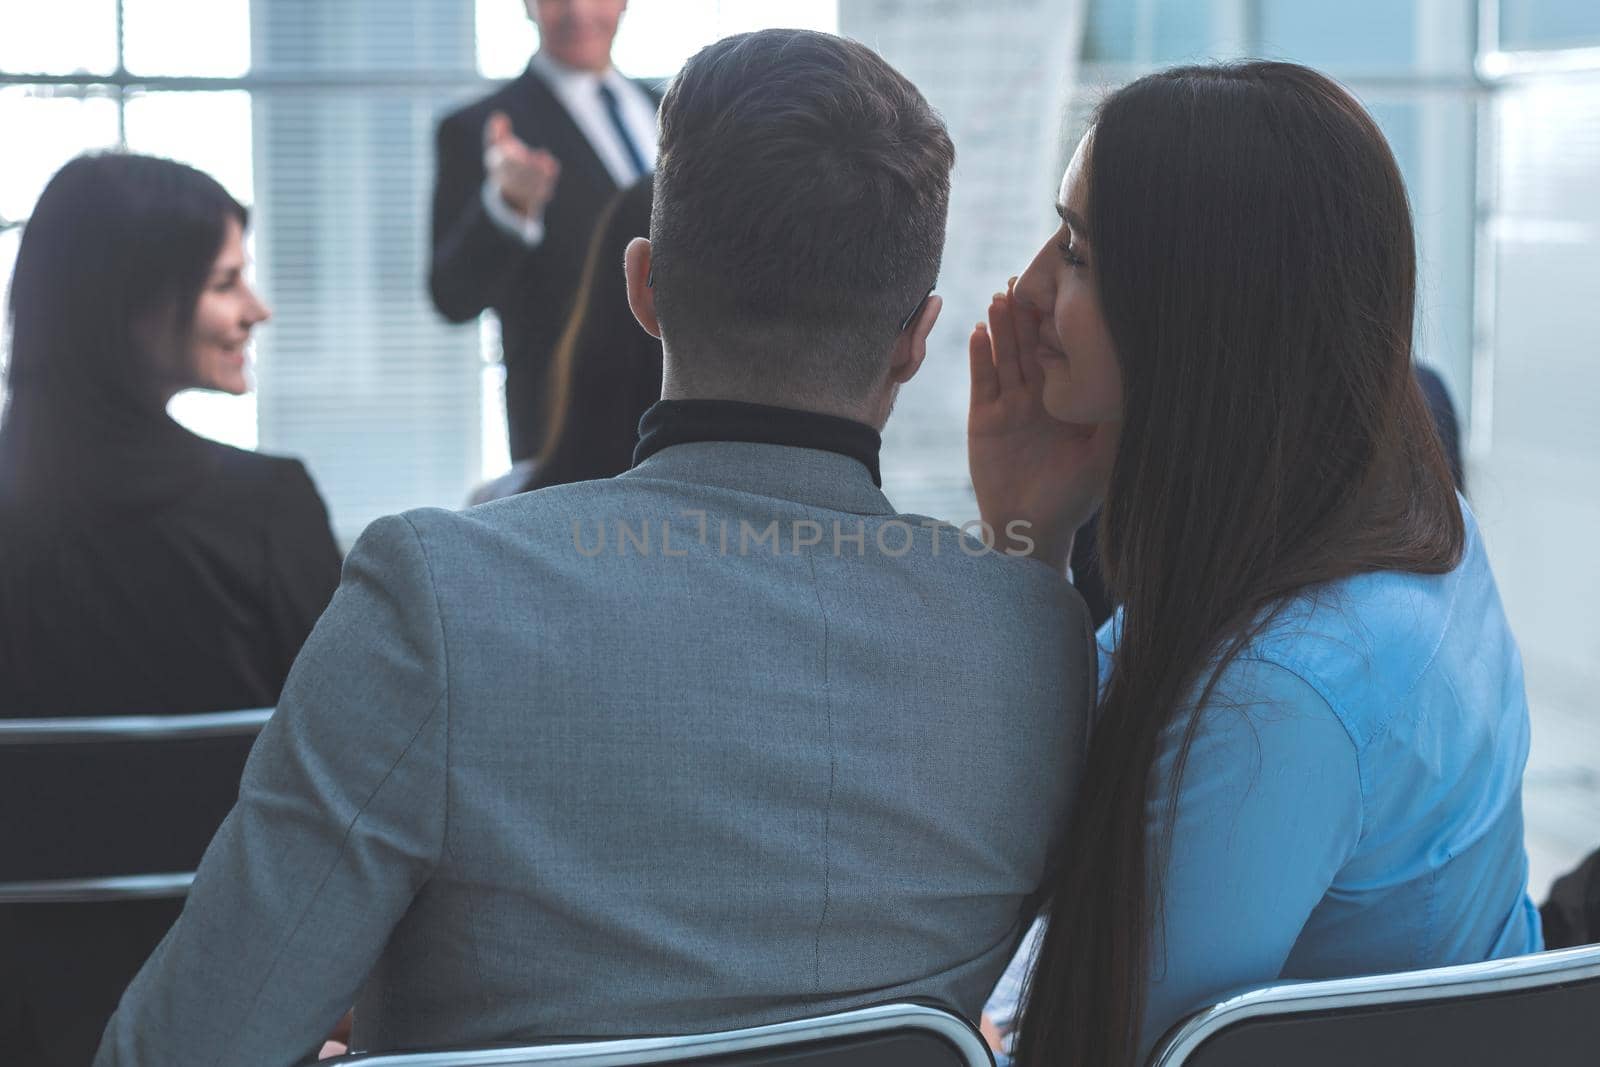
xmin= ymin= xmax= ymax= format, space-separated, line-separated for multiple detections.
xmin=482 ymin=51 xmax=659 ymax=247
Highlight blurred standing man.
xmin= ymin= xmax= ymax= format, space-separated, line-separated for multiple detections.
xmin=430 ymin=0 xmax=659 ymax=462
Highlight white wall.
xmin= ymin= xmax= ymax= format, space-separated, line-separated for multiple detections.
xmin=1475 ymin=71 xmax=1600 ymax=895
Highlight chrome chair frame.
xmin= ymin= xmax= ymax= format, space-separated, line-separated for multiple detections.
xmin=1147 ymin=943 xmax=1600 ymax=1066
xmin=329 ymin=1002 xmax=993 ymax=1066
xmin=0 ymin=707 xmax=273 ymax=904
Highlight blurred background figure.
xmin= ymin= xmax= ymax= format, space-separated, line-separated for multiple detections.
xmin=1542 ymin=844 xmax=1600 ymax=948
xmin=1416 ymin=363 xmax=1464 ymax=490
xmin=528 ymin=175 xmax=659 ymax=489
xmin=0 ymin=152 xmax=341 ymax=1065
xmin=0 ymin=152 xmax=341 ymax=719
xmin=430 ymin=0 xmax=659 ymax=464
xmin=469 ymin=174 xmax=659 ymax=502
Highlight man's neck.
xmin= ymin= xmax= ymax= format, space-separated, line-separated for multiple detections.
xmin=658 ymin=380 xmax=883 ymax=432
xmin=532 ymin=49 xmax=613 ymax=78
xmin=633 ymin=398 xmax=885 ymax=486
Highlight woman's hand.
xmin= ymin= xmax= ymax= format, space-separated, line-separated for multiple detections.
xmin=968 ymin=283 xmax=1116 ymax=572
xmin=317 ymin=1008 xmax=354 ymax=1059
xmin=980 ymin=1011 xmax=1008 ymax=1053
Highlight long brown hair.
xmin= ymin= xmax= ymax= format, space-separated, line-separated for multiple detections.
xmin=1014 ymin=62 xmax=1464 ymax=1066
xmin=530 ymin=176 xmax=659 ymax=488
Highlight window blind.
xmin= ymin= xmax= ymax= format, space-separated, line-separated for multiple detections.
xmin=247 ymin=0 xmax=484 ymax=545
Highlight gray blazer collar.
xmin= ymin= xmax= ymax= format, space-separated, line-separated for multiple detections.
xmin=620 ymin=441 xmax=896 ymax=516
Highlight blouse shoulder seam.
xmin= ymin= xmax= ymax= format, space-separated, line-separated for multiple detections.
xmin=1232 ymin=653 xmax=1365 ymax=761
xmin=1232 ymin=653 xmax=1369 ymax=848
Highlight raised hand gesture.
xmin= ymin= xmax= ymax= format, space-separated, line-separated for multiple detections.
xmin=968 ymin=281 xmax=1117 ymax=573
xmin=483 ymin=111 xmax=562 ymax=219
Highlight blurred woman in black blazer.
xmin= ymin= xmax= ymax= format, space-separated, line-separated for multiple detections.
xmin=524 ymin=175 xmax=656 ymax=492
xmin=0 ymin=152 xmax=341 ymax=1065
xmin=466 ymin=177 xmax=659 ymax=504
xmin=531 ymin=176 xmax=660 ymax=490
xmin=0 ymin=152 xmax=341 ymax=716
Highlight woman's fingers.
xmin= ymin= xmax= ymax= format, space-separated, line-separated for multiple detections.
xmin=1010 ymin=276 xmax=1040 ymax=352
xmin=1008 ymin=277 xmax=1045 ymax=390
xmin=974 ymin=277 xmax=1048 ymax=409
xmin=987 ymin=292 xmax=1025 ymax=391
xmin=969 ymin=321 xmax=1000 ymax=406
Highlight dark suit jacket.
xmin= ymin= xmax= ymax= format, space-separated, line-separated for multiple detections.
xmin=429 ymin=66 xmax=659 ymax=461
xmin=0 ymin=431 xmax=341 ymax=1067
xmin=0 ymin=435 xmax=342 ymax=716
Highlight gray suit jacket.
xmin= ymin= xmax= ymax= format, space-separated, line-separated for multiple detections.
xmin=97 ymin=441 xmax=1094 ymax=1065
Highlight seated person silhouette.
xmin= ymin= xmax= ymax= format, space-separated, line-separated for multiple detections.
xmin=528 ymin=174 xmax=661 ymax=491
xmin=0 ymin=152 xmax=340 ymax=1067
xmin=466 ymin=174 xmax=659 ymax=505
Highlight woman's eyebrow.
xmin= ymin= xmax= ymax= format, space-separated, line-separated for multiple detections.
xmin=1056 ymin=202 xmax=1091 ymax=240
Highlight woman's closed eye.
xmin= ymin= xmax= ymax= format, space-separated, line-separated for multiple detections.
xmin=1056 ymin=237 xmax=1087 ymax=268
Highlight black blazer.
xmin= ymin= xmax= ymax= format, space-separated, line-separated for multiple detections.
xmin=429 ymin=66 xmax=660 ymax=461
xmin=0 ymin=434 xmax=342 ymax=717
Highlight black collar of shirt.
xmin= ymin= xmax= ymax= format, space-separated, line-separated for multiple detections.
xmin=633 ymin=399 xmax=882 ymax=487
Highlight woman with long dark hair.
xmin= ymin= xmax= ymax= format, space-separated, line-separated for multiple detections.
xmin=0 ymin=152 xmax=341 ymax=712
xmin=0 ymin=152 xmax=341 ymax=1065
xmin=968 ymin=62 xmax=1540 ymax=1065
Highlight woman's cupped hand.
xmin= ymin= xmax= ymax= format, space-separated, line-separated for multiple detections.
xmin=967 ymin=281 xmax=1118 ymax=573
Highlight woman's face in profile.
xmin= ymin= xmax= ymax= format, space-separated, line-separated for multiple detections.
xmin=184 ymin=216 xmax=270 ymax=396
xmin=1014 ymin=131 xmax=1122 ymax=427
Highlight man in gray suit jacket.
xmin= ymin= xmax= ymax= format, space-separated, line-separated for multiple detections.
xmin=98 ymin=29 xmax=1094 ymax=1066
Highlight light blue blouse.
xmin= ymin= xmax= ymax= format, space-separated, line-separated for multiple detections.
xmin=986 ymin=501 xmax=1543 ymax=1058
xmin=1136 ymin=501 xmax=1543 ymax=1052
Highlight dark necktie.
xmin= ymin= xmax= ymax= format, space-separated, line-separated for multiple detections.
xmin=596 ymin=81 xmax=649 ymax=180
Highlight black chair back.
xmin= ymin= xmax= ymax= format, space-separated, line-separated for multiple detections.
xmin=328 ymin=1002 xmax=993 ymax=1066
xmin=1147 ymin=944 xmax=1600 ymax=1067
xmin=0 ymin=708 xmax=272 ymax=1064
xmin=0 ymin=708 xmax=271 ymax=899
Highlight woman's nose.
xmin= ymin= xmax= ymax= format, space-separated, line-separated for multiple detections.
xmin=245 ymin=286 xmax=272 ymax=325
xmin=1013 ymin=249 xmax=1051 ymax=314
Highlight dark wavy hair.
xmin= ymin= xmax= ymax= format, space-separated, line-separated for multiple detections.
xmin=0 ymin=152 xmax=247 ymax=507
xmin=1014 ymin=62 xmax=1464 ymax=1066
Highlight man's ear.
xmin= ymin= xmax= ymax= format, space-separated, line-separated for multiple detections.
xmin=887 ymin=293 xmax=941 ymax=386
xmin=624 ymin=237 xmax=661 ymax=339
